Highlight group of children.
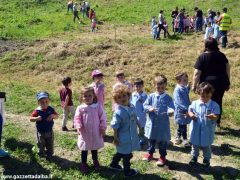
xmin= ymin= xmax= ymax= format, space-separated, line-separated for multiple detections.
xmin=68 ymin=0 xmax=97 ymax=32
xmin=30 ymin=70 xmax=220 ymax=177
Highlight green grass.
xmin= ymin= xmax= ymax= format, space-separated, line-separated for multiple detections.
xmin=1 ymin=0 xmax=239 ymax=40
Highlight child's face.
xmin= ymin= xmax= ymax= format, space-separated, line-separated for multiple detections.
xmin=115 ymin=93 xmax=130 ymax=106
xmin=38 ymin=98 xmax=49 ymax=109
xmin=94 ymin=75 xmax=103 ymax=83
xmin=83 ymin=91 xmax=94 ymax=105
xmin=200 ymin=92 xmax=212 ymax=103
xmin=135 ymin=84 xmax=143 ymax=93
xmin=116 ymin=74 xmax=125 ymax=83
xmin=155 ymin=82 xmax=166 ymax=94
xmin=179 ymin=75 xmax=188 ymax=86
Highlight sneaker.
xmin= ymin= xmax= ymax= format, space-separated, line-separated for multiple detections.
xmin=202 ymin=159 xmax=210 ymax=169
xmin=189 ymin=157 xmax=197 ymax=166
xmin=183 ymin=140 xmax=191 ymax=148
xmin=124 ymin=168 xmax=138 ymax=177
xmin=72 ymin=124 xmax=75 ymax=129
xmin=38 ymin=152 xmax=45 ymax=158
xmin=62 ymin=126 xmax=68 ymax=131
xmin=46 ymin=155 xmax=53 ymax=161
xmin=80 ymin=163 xmax=88 ymax=173
xmin=109 ymin=164 xmax=123 ymax=171
xmin=93 ymin=160 xmax=100 ymax=170
xmin=175 ymin=137 xmax=182 ymax=145
xmin=0 ymin=149 xmax=9 ymax=158
xmin=142 ymin=153 xmax=153 ymax=161
xmin=156 ymin=156 xmax=166 ymax=166
xmin=139 ymin=139 xmax=144 ymax=146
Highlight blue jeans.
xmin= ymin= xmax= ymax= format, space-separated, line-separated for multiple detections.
xmin=0 ymin=114 xmax=2 ymax=145
xmin=220 ymin=30 xmax=228 ymax=48
xmin=191 ymin=145 xmax=211 ymax=160
xmin=195 ymin=17 xmax=203 ymax=32
xmin=178 ymin=20 xmax=184 ymax=33
xmin=148 ymin=140 xmax=167 ymax=157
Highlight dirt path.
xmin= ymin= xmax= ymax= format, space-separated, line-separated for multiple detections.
xmin=5 ymin=113 xmax=240 ymax=179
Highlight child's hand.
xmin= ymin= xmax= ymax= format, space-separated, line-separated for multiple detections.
xmin=47 ymin=115 xmax=54 ymax=121
xmin=36 ymin=116 xmax=42 ymax=122
xmin=100 ymin=129 xmax=106 ymax=136
xmin=77 ymin=128 xmax=81 ymax=135
xmin=206 ymin=113 xmax=218 ymax=120
xmin=113 ymin=137 xmax=120 ymax=146
xmin=149 ymin=107 xmax=156 ymax=112
xmin=189 ymin=112 xmax=197 ymax=120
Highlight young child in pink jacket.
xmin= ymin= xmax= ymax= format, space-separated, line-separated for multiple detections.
xmin=90 ymin=70 xmax=105 ymax=107
xmin=74 ymin=86 xmax=107 ymax=173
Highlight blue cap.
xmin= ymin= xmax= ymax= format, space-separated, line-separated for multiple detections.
xmin=36 ymin=92 xmax=49 ymax=101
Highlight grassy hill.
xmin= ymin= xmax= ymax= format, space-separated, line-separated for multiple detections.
xmin=0 ymin=0 xmax=240 ymax=179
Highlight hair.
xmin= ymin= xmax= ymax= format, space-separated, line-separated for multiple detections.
xmin=160 ymin=10 xmax=163 ymax=13
xmin=62 ymin=77 xmax=72 ymax=86
xmin=175 ymin=72 xmax=188 ymax=82
xmin=134 ymin=78 xmax=144 ymax=85
xmin=197 ymin=82 xmax=215 ymax=95
xmin=194 ymin=7 xmax=198 ymax=11
xmin=154 ymin=74 xmax=167 ymax=85
xmin=223 ymin=8 xmax=227 ymax=13
xmin=80 ymin=86 xmax=98 ymax=104
xmin=207 ymin=22 xmax=212 ymax=26
xmin=204 ymin=37 xmax=219 ymax=52
xmin=217 ymin=11 xmax=220 ymax=15
xmin=112 ymin=85 xmax=131 ymax=103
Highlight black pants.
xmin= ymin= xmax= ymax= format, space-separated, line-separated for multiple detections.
xmin=211 ymin=89 xmax=225 ymax=124
xmin=110 ymin=153 xmax=133 ymax=174
xmin=0 ymin=114 xmax=2 ymax=145
xmin=37 ymin=131 xmax=54 ymax=156
xmin=177 ymin=125 xmax=187 ymax=139
xmin=73 ymin=11 xmax=80 ymax=23
xmin=157 ymin=24 xmax=167 ymax=38
xmin=81 ymin=150 xmax=98 ymax=163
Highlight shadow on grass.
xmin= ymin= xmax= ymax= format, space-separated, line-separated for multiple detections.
xmin=1 ymin=138 xmax=51 ymax=176
xmin=212 ymin=143 xmax=240 ymax=157
xmin=167 ymin=160 xmax=240 ymax=179
xmin=167 ymin=34 xmax=184 ymax=41
xmin=215 ymin=126 xmax=240 ymax=137
xmin=51 ymin=156 xmax=79 ymax=170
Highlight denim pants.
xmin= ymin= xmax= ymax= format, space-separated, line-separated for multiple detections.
xmin=195 ymin=17 xmax=203 ymax=32
xmin=110 ymin=152 xmax=133 ymax=175
xmin=148 ymin=140 xmax=167 ymax=157
xmin=177 ymin=124 xmax=187 ymax=139
xmin=0 ymin=114 xmax=2 ymax=145
xmin=81 ymin=150 xmax=98 ymax=163
xmin=191 ymin=145 xmax=211 ymax=160
xmin=37 ymin=131 xmax=54 ymax=156
xmin=178 ymin=20 xmax=184 ymax=33
xmin=220 ymin=30 xmax=228 ymax=48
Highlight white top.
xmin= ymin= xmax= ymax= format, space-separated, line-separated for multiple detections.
xmin=0 ymin=98 xmax=5 ymax=124
xmin=158 ymin=13 xmax=164 ymax=25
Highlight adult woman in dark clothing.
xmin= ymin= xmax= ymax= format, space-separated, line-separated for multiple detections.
xmin=192 ymin=37 xmax=230 ymax=127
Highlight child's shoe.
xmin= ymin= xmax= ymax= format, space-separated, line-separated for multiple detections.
xmin=142 ymin=153 xmax=153 ymax=161
xmin=183 ymin=139 xmax=191 ymax=148
xmin=202 ymin=159 xmax=210 ymax=169
xmin=62 ymin=126 xmax=68 ymax=131
xmin=0 ymin=149 xmax=9 ymax=158
xmin=156 ymin=156 xmax=166 ymax=166
xmin=109 ymin=163 xmax=123 ymax=171
xmin=124 ymin=168 xmax=138 ymax=177
xmin=189 ymin=157 xmax=197 ymax=166
xmin=175 ymin=137 xmax=182 ymax=145
xmin=80 ymin=163 xmax=88 ymax=173
xmin=93 ymin=160 xmax=100 ymax=170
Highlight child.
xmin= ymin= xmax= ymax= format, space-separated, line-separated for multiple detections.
xmin=74 ymin=87 xmax=107 ymax=173
xmin=151 ymin=17 xmax=158 ymax=40
xmin=90 ymin=70 xmax=105 ymax=107
xmin=174 ymin=17 xmax=179 ymax=34
xmin=59 ymin=77 xmax=75 ymax=131
xmin=184 ymin=15 xmax=191 ymax=33
xmin=91 ymin=18 xmax=96 ymax=32
xmin=112 ymin=71 xmax=133 ymax=111
xmin=173 ymin=72 xmax=191 ymax=147
xmin=131 ymin=78 xmax=148 ymax=146
xmin=212 ymin=20 xmax=220 ymax=42
xmin=30 ymin=92 xmax=59 ymax=160
xmin=110 ymin=85 xmax=140 ymax=177
xmin=142 ymin=75 xmax=175 ymax=166
xmin=188 ymin=82 xmax=220 ymax=168
xmin=163 ymin=21 xmax=170 ymax=37
xmin=204 ymin=22 xmax=213 ymax=40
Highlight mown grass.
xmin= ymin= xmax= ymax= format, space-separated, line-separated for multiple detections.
xmin=1 ymin=0 xmax=239 ymax=40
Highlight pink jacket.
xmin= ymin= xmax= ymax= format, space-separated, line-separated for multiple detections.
xmin=74 ymin=103 xmax=107 ymax=151
xmin=90 ymin=82 xmax=105 ymax=107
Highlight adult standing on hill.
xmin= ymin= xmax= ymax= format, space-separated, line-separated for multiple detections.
xmin=171 ymin=7 xmax=179 ymax=32
xmin=157 ymin=10 xmax=167 ymax=39
xmin=194 ymin=7 xmax=203 ymax=32
xmin=67 ymin=0 xmax=73 ymax=14
xmin=217 ymin=8 xmax=232 ymax=48
xmin=192 ymin=37 xmax=230 ymax=127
